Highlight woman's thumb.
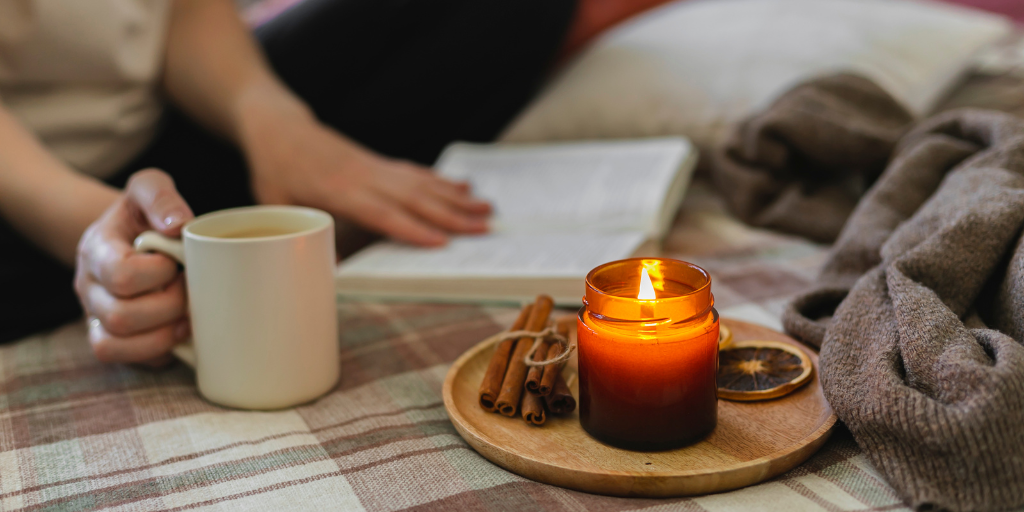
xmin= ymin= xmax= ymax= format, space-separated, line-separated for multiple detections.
xmin=124 ymin=169 xmax=194 ymax=236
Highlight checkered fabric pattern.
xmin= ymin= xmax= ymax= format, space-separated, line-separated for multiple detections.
xmin=0 ymin=181 xmax=913 ymax=512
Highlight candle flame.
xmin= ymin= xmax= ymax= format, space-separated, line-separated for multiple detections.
xmin=638 ymin=267 xmax=657 ymax=300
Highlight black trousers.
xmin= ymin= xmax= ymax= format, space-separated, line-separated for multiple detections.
xmin=0 ymin=0 xmax=576 ymax=343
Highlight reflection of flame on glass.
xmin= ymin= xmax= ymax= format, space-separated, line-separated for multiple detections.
xmin=638 ymin=267 xmax=657 ymax=300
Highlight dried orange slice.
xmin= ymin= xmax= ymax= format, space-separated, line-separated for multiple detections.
xmin=718 ymin=324 xmax=733 ymax=349
xmin=717 ymin=340 xmax=812 ymax=401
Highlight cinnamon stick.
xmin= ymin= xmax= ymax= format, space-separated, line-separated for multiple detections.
xmin=524 ymin=335 xmax=552 ymax=396
xmin=495 ymin=295 xmax=554 ymax=417
xmin=478 ymin=303 xmax=534 ymax=411
xmin=522 ymin=390 xmax=547 ymax=425
xmin=538 ymin=319 xmax=572 ymax=395
xmin=544 ymin=372 xmax=577 ymax=415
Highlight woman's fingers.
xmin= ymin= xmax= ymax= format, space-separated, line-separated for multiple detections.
xmin=74 ymin=168 xmax=196 ymax=365
xmin=85 ymin=223 xmax=180 ymax=298
xmin=427 ymin=179 xmax=492 ymax=216
xmin=374 ymin=163 xmax=491 ymax=236
xmin=124 ymin=169 xmax=195 ymax=236
xmin=405 ymin=193 xmax=489 ymax=234
xmin=389 ymin=162 xmax=493 ymax=216
xmin=85 ymin=276 xmax=187 ymax=337
xmin=88 ymin=316 xmax=189 ymax=365
xmin=78 ymin=168 xmax=187 ymax=298
xmin=342 ymin=192 xmax=449 ymax=246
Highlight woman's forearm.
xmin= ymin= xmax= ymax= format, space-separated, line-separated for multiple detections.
xmin=0 ymin=103 xmax=119 ymax=265
xmin=163 ymin=0 xmax=314 ymax=148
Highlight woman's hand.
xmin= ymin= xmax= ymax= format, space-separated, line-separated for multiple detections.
xmin=242 ymin=106 xmax=492 ymax=247
xmin=75 ymin=169 xmax=194 ymax=365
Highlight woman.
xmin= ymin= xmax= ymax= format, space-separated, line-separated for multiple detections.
xmin=0 ymin=0 xmax=576 ymax=361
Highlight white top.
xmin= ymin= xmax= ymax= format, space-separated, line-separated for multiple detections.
xmin=0 ymin=0 xmax=171 ymax=178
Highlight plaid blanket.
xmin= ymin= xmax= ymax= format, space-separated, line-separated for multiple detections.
xmin=0 ymin=181 xmax=912 ymax=512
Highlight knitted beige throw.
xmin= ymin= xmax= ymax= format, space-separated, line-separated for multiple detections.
xmin=718 ymin=74 xmax=1024 ymax=511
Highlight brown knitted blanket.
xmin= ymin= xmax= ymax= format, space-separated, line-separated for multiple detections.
xmin=712 ymin=74 xmax=913 ymax=243
xmin=716 ymin=75 xmax=1024 ymax=511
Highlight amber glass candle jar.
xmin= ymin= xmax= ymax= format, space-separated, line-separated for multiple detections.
xmin=577 ymin=258 xmax=719 ymax=451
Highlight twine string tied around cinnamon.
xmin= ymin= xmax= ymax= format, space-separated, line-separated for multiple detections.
xmin=479 ymin=323 xmax=574 ymax=368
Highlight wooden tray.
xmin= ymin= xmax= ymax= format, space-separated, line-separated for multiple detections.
xmin=442 ymin=318 xmax=837 ymax=498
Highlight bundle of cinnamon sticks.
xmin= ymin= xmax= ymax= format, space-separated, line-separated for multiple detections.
xmin=478 ymin=295 xmax=577 ymax=426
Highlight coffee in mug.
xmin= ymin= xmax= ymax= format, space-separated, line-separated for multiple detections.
xmin=217 ymin=227 xmax=300 ymax=239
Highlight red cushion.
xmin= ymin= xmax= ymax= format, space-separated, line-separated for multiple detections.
xmin=560 ymin=0 xmax=677 ymax=59
xmin=933 ymin=0 xmax=1024 ymax=23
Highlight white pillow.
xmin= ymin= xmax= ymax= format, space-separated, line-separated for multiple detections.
xmin=500 ymin=0 xmax=1012 ymax=150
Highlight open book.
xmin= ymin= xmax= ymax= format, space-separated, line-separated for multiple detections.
xmin=335 ymin=138 xmax=698 ymax=306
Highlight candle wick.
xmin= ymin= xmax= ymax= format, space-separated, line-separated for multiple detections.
xmin=641 ymin=303 xmax=655 ymax=319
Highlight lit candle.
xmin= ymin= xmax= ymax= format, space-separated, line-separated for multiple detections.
xmin=577 ymin=258 xmax=719 ymax=450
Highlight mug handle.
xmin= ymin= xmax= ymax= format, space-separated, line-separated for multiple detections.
xmin=133 ymin=231 xmax=197 ymax=369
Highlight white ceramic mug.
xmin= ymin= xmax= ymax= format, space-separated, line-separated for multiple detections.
xmin=134 ymin=205 xmax=340 ymax=410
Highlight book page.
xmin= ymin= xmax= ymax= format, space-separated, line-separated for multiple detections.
xmin=337 ymin=232 xmax=646 ymax=278
xmin=437 ymin=138 xmax=690 ymax=236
